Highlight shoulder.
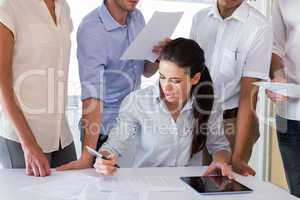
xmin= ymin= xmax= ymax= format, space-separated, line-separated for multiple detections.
xmin=77 ymin=8 xmax=106 ymax=39
xmin=120 ymin=85 xmax=157 ymax=111
xmin=192 ymin=7 xmax=212 ymax=23
xmin=247 ymin=4 xmax=271 ymax=29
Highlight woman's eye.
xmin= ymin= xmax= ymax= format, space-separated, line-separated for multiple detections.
xmin=159 ymin=76 xmax=165 ymax=80
xmin=171 ymin=80 xmax=181 ymax=84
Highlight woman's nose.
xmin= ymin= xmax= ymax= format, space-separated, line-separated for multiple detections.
xmin=164 ymin=81 xmax=173 ymax=91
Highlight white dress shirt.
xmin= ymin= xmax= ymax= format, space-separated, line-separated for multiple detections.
xmin=101 ymin=84 xmax=231 ymax=167
xmin=0 ymin=0 xmax=74 ymax=153
xmin=272 ymin=0 xmax=300 ymax=121
xmin=190 ymin=1 xmax=272 ymax=110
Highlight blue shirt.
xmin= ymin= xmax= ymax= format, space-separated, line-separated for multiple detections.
xmin=100 ymin=84 xmax=231 ymax=167
xmin=77 ymin=3 xmax=145 ymax=134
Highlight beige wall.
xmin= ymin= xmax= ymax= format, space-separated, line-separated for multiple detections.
xmin=269 ymin=124 xmax=288 ymax=189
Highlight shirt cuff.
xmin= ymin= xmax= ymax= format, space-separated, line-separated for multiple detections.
xmin=100 ymin=144 xmax=121 ymax=157
xmin=242 ymin=71 xmax=270 ymax=81
xmin=272 ymin=47 xmax=285 ymax=58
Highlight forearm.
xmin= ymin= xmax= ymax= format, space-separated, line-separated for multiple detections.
xmin=0 ymin=89 xmax=39 ymax=149
xmin=0 ymin=24 xmax=39 ymax=150
xmin=233 ymin=78 xmax=258 ymax=161
xmin=270 ymin=53 xmax=285 ymax=79
xmin=81 ymin=98 xmax=103 ymax=162
xmin=143 ymin=60 xmax=158 ymax=78
xmin=212 ymin=150 xmax=231 ymax=164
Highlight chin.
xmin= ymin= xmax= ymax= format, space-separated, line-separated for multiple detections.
xmin=165 ymin=96 xmax=179 ymax=103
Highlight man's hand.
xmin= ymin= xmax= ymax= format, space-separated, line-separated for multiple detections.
xmin=23 ymin=144 xmax=51 ymax=177
xmin=56 ymin=152 xmax=93 ymax=171
xmin=232 ymin=157 xmax=256 ymax=176
xmin=152 ymin=38 xmax=172 ymax=56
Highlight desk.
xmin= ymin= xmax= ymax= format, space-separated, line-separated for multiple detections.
xmin=0 ymin=167 xmax=297 ymax=200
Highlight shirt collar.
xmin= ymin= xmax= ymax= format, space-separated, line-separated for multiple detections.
xmin=153 ymin=81 xmax=194 ymax=111
xmin=98 ymin=2 xmax=135 ymax=31
xmin=208 ymin=0 xmax=248 ymax=23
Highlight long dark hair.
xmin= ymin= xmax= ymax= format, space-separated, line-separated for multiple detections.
xmin=160 ymin=38 xmax=214 ymax=155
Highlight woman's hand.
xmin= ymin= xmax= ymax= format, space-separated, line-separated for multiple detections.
xmin=203 ymin=162 xmax=235 ymax=179
xmin=266 ymin=76 xmax=288 ymax=102
xmin=23 ymin=144 xmax=51 ymax=177
xmin=93 ymin=152 xmax=118 ymax=176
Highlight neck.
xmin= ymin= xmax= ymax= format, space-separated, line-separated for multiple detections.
xmin=106 ymin=0 xmax=128 ymax=25
xmin=217 ymin=2 xmax=242 ymax=19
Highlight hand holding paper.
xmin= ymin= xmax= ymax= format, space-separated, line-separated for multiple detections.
xmin=254 ymin=81 xmax=300 ymax=99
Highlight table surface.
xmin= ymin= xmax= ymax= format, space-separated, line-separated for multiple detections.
xmin=0 ymin=167 xmax=297 ymax=200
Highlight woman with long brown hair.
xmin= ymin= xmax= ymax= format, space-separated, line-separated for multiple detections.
xmin=93 ymin=38 xmax=232 ymax=177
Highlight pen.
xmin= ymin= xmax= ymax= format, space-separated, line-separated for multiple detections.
xmin=86 ymin=146 xmax=120 ymax=168
xmin=235 ymin=49 xmax=238 ymax=61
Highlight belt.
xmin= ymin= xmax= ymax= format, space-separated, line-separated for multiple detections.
xmin=223 ymin=107 xmax=239 ymax=119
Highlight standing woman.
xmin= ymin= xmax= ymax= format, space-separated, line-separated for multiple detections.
xmin=267 ymin=0 xmax=300 ymax=198
xmin=0 ymin=0 xmax=76 ymax=177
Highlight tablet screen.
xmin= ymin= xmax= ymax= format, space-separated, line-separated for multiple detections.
xmin=180 ymin=176 xmax=253 ymax=195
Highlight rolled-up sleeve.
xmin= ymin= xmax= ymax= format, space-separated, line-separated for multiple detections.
xmin=272 ymin=1 xmax=286 ymax=58
xmin=77 ymin=22 xmax=107 ymax=101
xmin=206 ymin=104 xmax=231 ymax=155
xmin=0 ymin=0 xmax=16 ymax=37
xmin=100 ymin=93 xmax=139 ymax=157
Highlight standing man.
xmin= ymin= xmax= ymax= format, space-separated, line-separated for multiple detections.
xmin=190 ymin=0 xmax=272 ymax=176
xmin=57 ymin=0 xmax=159 ymax=170
xmin=267 ymin=0 xmax=300 ymax=198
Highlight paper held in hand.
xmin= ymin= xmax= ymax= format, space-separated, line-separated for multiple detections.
xmin=120 ymin=11 xmax=183 ymax=63
xmin=254 ymin=81 xmax=300 ymax=98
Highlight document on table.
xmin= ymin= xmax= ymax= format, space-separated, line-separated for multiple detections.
xmin=120 ymin=11 xmax=183 ymax=63
xmin=97 ymin=176 xmax=187 ymax=192
xmin=20 ymin=173 xmax=185 ymax=200
xmin=21 ymin=173 xmax=97 ymax=200
xmin=78 ymin=184 xmax=149 ymax=200
xmin=254 ymin=82 xmax=300 ymax=98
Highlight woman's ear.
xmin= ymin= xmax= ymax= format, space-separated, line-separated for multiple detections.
xmin=191 ymin=73 xmax=201 ymax=86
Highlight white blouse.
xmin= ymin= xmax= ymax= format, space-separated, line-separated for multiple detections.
xmin=272 ymin=0 xmax=300 ymax=121
xmin=0 ymin=0 xmax=74 ymax=153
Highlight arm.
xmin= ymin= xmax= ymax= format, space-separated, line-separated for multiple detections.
xmin=143 ymin=60 xmax=158 ymax=78
xmin=56 ymin=21 xmax=108 ymax=170
xmin=232 ymin=77 xmax=259 ymax=176
xmin=80 ymin=98 xmax=104 ymax=165
xmin=266 ymin=2 xmax=288 ymax=102
xmin=0 ymin=24 xmax=50 ymax=176
xmin=94 ymin=94 xmax=139 ymax=175
xmin=203 ymin=105 xmax=233 ymax=178
xmin=232 ymin=22 xmax=273 ymax=176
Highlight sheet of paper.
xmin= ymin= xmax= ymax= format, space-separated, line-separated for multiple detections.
xmin=78 ymin=183 xmax=149 ymax=200
xmin=21 ymin=173 xmax=97 ymax=200
xmin=120 ymin=11 xmax=183 ymax=62
xmin=254 ymin=82 xmax=300 ymax=98
xmin=97 ymin=176 xmax=186 ymax=192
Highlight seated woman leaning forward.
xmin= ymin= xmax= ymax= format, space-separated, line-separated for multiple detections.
xmin=94 ymin=38 xmax=233 ymax=178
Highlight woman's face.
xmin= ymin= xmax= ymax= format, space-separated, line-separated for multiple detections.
xmin=159 ymin=60 xmax=201 ymax=105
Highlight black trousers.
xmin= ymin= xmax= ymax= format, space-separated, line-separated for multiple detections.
xmin=276 ymin=116 xmax=300 ymax=198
